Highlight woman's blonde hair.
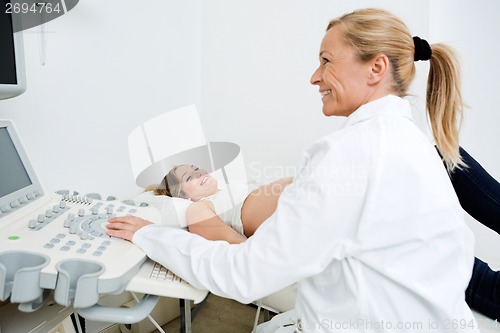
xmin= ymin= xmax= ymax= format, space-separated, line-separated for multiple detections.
xmin=147 ymin=165 xmax=186 ymax=198
xmin=328 ymin=8 xmax=464 ymax=171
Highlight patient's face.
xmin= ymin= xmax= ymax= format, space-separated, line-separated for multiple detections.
xmin=174 ymin=165 xmax=218 ymax=201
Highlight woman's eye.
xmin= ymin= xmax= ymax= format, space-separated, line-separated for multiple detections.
xmin=322 ymin=57 xmax=330 ymax=65
xmin=186 ymin=176 xmax=192 ymax=182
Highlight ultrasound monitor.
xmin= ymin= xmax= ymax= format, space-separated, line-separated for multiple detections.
xmin=0 ymin=120 xmax=44 ymax=216
xmin=0 ymin=0 xmax=27 ymax=100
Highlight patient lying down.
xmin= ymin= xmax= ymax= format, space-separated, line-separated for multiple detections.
xmin=149 ymin=164 xmax=293 ymax=244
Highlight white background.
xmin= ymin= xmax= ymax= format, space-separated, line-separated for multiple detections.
xmin=1 ymin=1 xmax=499 ymax=264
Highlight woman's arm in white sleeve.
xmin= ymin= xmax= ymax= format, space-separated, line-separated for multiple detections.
xmin=131 ymin=153 xmax=366 ymax=304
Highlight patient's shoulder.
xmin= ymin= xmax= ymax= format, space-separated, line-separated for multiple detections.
xmin=187 ymin=200 xmax=215 ymax=213
xmin=186 ymin=200 xmax=218 ymax=225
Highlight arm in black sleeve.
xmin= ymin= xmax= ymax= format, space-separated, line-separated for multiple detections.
xmin=448 ymin=146 xmax=500 ymax=234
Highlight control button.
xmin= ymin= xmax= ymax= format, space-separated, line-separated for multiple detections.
xmin=60 ymin=246 xmax=71 ymax=251
xmin=45 ymin=209 xmax=53 ymax=218
xmin=106 ymin=206 xmax=114 ymax=214
xmin=66 ymin=240 xmax=76 ymax=246
xmin=129 ymin=209 xmax=137 ymax=214
xmin=56 ymin=233 xmax=66 ymax=239
xmin=0 ymin=205 xmax=11 ymax=213
xmin=50 ymin=238 xmax=61 ymax=244
xmin=44 ymin=243 xmax=54 ymax=249
xmin=77 ymin=248 xmax=87 ymax=254
xmin=69 ymin=223 xmax=78 ymax=234
xmin=78 ymin=209 xmax=85 ymax=217
xmin=8 ymin=235 xmax=20 ymax=240
xmin=85 ymin=193 xmax=102 ymax=200
xmin=27 ymin=192 xmax=36 ymax=200
xmin=80 ymin=232 xmax=89 ymax=240
xmin=59 ymin=201 xmax=66 ymax=209
xmin=28 ymin=219 xmax=37 ymax=228
xmin=19 ymin=196 xmax=28 ymax=204
xmin=91 ymin=207 xmax=99 ymax=215
xmin=91 ymin=230 xmax=103 ymax=237
xmin=52 ymin=205 xmax=60 ymax=213
xmin=0 ymin=206 xmax=12 ymax=213
xmin=102 ymin=240 xmax=111 ymax=246
xmin=63 ymin=219 xmax=71 ymax=228
xmin=37 ymin=214 xmax=45 ymax=223
xmin=92 ymin=251 xmax=103 ymax=257
xmin=10 ymin=200 xmax=20 ymax=208
xmin=97 ymin=245 xmax=107 ymax=251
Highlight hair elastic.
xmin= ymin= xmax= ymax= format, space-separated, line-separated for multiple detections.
xmin=413 ymin=36 xmax=432 ymax=61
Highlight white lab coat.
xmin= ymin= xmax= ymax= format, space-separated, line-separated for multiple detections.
xmin=133 ymin=95 xmax=478 ymax=332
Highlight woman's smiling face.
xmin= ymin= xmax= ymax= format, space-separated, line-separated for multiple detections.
xmin=310 ymin=25 xmax=373 ymax=117
xmin=174 ymin=164 xmax=218 ymax=201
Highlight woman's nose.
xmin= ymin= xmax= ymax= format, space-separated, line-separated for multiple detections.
xmin=310 ymin=67 xmax=321 ymax=85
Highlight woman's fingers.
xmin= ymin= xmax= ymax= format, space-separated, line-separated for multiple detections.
xmin=106 ymin=228 xmax=135 ymax=241
xmin=106 ymin=216 xmax=153 ymax=241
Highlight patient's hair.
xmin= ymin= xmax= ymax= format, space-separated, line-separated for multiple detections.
xmin=328 ymin=8 xmax=464 ymax=172
xmin=148 ymin=165 xmax=185 ymax=198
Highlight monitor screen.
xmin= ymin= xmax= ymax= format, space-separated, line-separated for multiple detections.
xmin=0 ymin=127 xmax=32 ymax=197
xmin=0 ymin=121 xmax=43 ymax=211
xmin=0 ymin=0 xmax=26 ymax=99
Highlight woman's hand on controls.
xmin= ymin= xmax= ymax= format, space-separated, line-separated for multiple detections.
xmin=107 ymin=216 xmax=153 ymax=241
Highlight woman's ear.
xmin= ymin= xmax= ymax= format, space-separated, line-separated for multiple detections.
xmin=367 ymin=54 xmax=389 ymax=85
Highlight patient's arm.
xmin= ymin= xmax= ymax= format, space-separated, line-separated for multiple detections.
xmin=186 ymin=201 xmax=246 ymax=244
xmin=449 ymin=147 xmax=500 ymax=234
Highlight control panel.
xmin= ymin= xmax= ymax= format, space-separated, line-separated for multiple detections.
xmin=0 ymin=192 xmax=161 ymax=310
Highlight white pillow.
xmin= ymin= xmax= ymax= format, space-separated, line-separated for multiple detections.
xmin=132 ymin=192 xmax=192 ymax=228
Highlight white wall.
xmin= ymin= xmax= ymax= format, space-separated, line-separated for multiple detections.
xmin=429 ymin=0 xmax=500 ymax=267
xmin=0 ymin=0 xmax=202 ymax=198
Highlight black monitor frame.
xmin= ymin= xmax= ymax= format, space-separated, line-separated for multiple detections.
xmin=0 ymin=120 xmax=44 ymax=212
xmin=0 ymin=0 xmax=27 ymax=100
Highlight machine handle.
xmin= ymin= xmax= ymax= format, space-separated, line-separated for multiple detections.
xmin=75 ymin=294 xmax=159 ymax=324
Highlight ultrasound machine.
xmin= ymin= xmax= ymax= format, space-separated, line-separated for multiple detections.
xmin=0 ymin=119 xmax=208 ymax=332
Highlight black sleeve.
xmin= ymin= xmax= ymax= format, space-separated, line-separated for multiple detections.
xmin=448 ymin=147 xmax=500 ymax=234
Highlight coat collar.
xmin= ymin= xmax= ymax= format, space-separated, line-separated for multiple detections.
xmin=344 ymin=94 xmax=413 ymax=128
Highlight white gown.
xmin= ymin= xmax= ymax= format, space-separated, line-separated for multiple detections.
xmin=133 ymin=94 xmax=478 ymax=332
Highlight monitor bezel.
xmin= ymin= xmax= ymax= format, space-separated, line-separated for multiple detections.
xmin=0 ymin=1 xmax=27 ymax=100
xmin=0 ymin=120 xmax=44 ymax=209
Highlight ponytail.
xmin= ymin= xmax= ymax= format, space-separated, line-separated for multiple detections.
xmin=426 ymin=43 xmax=465 ymax=172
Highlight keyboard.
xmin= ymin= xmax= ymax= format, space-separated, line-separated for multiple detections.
xmin=126 ymin=259 xmax=208 ymax=304
xmin=150 ymin=262 xmax=183 ymax=282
